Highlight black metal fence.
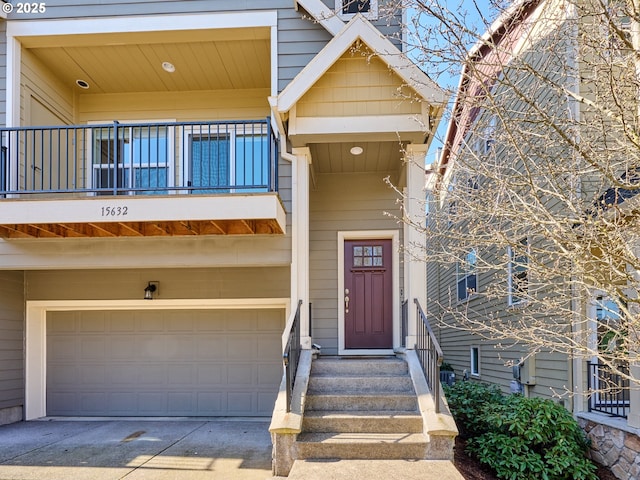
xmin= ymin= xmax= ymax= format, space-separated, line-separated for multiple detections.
xmin=414 ymin=298 xmax=444 ymax=413
xmin=283 ymin=300 xmax=303 ymax=413
xmin=587 ymin=361 xmax=629 ymax=418
xmin=0 ymin=118 xmax=278 ymax=196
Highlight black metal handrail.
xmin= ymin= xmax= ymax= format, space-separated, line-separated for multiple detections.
xmin=414 ymin=298 xmax=444 ymax=413
xmin=587 ymin=361 xmax=630 ymax=418
xmin=0 ymin=118 xmax=278 ymax=196
xmin=283 ymin=300 xmax=303 ymax=413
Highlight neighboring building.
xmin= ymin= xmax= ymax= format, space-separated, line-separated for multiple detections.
xmin=0 ymin=0 xmax=447 ymax=448
xmin=431 ymin=0 xmax=640 ymax=477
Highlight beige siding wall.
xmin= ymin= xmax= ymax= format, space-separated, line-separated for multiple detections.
xmin=0 ymin=271 xmax=25 ymax=411
xmin=21 ymin=49 xmax=74 ymax=126
xmin=296 ymin=49 xmax=421 ymax=118
xmin=77 ymin=89 xmax=270 ymax=123
xmin=309 ymin=172 xmax=402 ymax=355
xmin=26 ymin=266 xmax=289 ymax=301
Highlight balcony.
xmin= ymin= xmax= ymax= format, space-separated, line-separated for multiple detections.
xmin=587 ymin=361 xmax=630 ymax=419
xmin=0 ymin=118 xmax=285 ymax=238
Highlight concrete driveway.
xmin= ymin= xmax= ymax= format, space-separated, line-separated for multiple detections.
xmin=0 ymin=418 xmax=273 ymax=480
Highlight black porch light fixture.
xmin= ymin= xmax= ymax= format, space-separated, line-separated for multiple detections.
xmin=144 ymin=281 xmax=158 ymax=300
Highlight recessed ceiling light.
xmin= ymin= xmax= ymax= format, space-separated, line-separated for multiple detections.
xmin=75 ymin=79 xmax=90 ymax=89
xmin=350 ymin=146 xmax=364 ymax=156
xmin=162 ymin=61 xmax=176 ymax=73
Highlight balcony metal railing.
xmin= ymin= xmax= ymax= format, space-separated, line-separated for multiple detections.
xmin=0 ymin=118 xmax=278 ymax=197
xmin=587 ymin=361 xmax=630 ymax=418
xmin=415 ymin=298 xmax=444 ymax=413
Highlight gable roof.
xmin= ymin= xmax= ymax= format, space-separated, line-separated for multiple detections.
xmin=275 ymin=14 xmax=447 ymax=114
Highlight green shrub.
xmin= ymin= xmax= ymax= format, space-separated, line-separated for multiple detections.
xmin=443 ymin=381 xmax=503 ymax=438
xmin=467 ymin=395 xmax=597 ymax=480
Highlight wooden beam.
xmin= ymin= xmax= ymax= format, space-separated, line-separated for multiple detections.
xmin=0 ymin=225 xmax=32 ymax=238
xmin=87 ymin=223 xmax=120 ymax=237
xmin=178 ymin=221 xmax=199 ymax=235
xmin=59 ymin=223 xmax=94 ymax=237
xmin=22 ymin=224 xmax=60 ymax=238
xmin=116 ymin=222 xmax=145 ymax=236
xmin=148 ymin=222 xmax=172 ymax=236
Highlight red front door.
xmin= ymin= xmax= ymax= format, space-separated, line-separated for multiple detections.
xmin=344 ymin=239 xmax=393 ymax=349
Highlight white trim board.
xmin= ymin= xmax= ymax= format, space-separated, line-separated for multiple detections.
xmin=276 ymin=15 xmax=447 ymax=114
xmin=6 ymin=11 xmax=279 ymax=127
xmin=7 ymin=12 xmax=278 ymax=38
xmin=25 ymin=297 xmax=289 ymax=420
xmin=337 ymin=230 xmax=400 ymax=356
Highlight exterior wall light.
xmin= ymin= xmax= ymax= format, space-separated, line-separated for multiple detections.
xmin=350 ymin=146 xmax=364 ymax=155
xmin=144 ymin=281 xmax=159 ymax=300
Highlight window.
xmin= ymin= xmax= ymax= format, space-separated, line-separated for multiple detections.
xmin=336 ymin=0 xmax=378 ymax=19
xmin=595 ymin=296 xmax=626 ymax=357
xmin=186 ymin=124 xmax=269 ymax=194
xmin=457 ymin=248 xmax=477 ymax=301
xmin=478 ymin=115 xmax=497 ymax=154
xmin=470 ymin=346 xmax=480 ymax=376
xmin=508 ymin=238 xmax=529 ymax=306
xmin=92 ymin=125 xmax=170 ymax=195
xmin=353 ymin=245 xmax=383 ymax=267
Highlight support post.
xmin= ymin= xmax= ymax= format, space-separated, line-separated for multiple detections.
xmin=291 ymin=147 xmax=311 ymax=349
xmin=403 ymin=144 xmax=428 ymax=348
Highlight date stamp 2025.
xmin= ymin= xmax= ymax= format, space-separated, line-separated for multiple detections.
xmin=2 ymin=2 xmax=47 ymax=14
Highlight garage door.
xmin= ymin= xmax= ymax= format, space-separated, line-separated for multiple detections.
xmin=46 ymin=309 xmax=284 ymax=416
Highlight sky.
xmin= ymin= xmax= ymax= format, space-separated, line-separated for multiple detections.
xmin=406 ymin=0 xmax=497 ymax=165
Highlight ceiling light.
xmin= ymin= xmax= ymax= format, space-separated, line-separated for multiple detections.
xmin=161 ymin=61 xmax=176 ymax=73
xmin=350 ymin=146 xmax=364 ymax=156
xmin=75 ymin=79 xmax=90 ymax=89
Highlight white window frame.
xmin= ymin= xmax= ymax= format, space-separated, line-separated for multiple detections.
xmin=478 ymin=114 xmax=497 ymax=155
xmin=87 ymin=120 xmax=175 ymax=196
xmin=335 ymin=0 xmax=379 ymax=20
xmin=457 ymin=248 xmax=477 ymax=302
xmin=182 ymin=122 xmax=269 ymax=195
xmin=470 ymin=346 xmax=480 ymax=377
xmin=507 ymin=238 xmax=529 ymax=306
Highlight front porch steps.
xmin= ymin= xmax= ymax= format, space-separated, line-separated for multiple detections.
xmin=281 ymin=459 xmax=465 ymax=480
xmin=295 ymin=356 xmax=428 ymax=461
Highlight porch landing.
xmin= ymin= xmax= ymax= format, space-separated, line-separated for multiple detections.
xmin=278 ymin=459 xmax=464 ymax=480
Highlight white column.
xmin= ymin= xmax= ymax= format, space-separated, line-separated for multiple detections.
xmin=626 ymin=247 xmax=640 ymax=427
xmin=403 ymin=144 xmax=428 ymax=348
xmin=291 ymin=147 xmax=311 ymax=348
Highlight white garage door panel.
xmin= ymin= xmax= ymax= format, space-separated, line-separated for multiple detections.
xmin=46 ymin=309 xmax=284 ymax=416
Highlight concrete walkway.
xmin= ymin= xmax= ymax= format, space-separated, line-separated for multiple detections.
xmin=0 ymin=418 xmax=273 ymax=480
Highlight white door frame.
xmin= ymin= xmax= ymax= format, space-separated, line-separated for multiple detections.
xmin=25 ymin=297 xmax=289 ymax=420
xmin=337 ymin=230 xmax=400 ymax=355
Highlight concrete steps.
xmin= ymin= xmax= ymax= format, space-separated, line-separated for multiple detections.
xmin=297 ymin=356 xmax=427 ymax=461
xmin=302 ymin=410 xmax=423 ymax=433
xmin=284 ymin=459 xmax=466 ymax=480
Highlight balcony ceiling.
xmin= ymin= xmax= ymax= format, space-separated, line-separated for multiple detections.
xmin=309 ymin=141 xmax=407 ymax=174
xmin=21 ymin=28 xmax=271 ymax=94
